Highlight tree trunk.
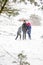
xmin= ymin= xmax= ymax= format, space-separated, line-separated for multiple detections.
xmin=0 ymin=0 xmax=8 ymax=13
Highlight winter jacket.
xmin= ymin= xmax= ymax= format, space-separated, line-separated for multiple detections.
xmin=22 ymin=23 xmax=27 ymax=32
xmin=26 ymin=22 xmax=31 ymax=34
xmin=17 ymin=26 xmax=22 ymax=35
xmin=26 ymin=22 xmax=31 ymax=26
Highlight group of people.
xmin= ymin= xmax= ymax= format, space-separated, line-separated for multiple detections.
xmin=15 ymin=20 xmax=31 ymax=40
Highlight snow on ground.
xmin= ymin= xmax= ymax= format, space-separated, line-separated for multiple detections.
xmin=0 ymin=1 xmax=43 ymax=65
xmin=0 ymin=12 xmax=43 ymax=65
xmin=0 ymin=25 xmax=43 ymax=65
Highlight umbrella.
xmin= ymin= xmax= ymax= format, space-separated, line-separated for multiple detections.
xmin=19 ymin=18 xmax=28 ymax=22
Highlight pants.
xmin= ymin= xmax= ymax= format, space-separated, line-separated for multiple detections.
xmin=27 ymin=30 xmax=31 ymax=40
xmin=27 ymin=26 xmax=31 ymax=40
xmin=28 ymin=32 xmax=31 ymax=39
xmin=23 ymin=31 xmax=26 ymax=40
xmin=15 ymin=33 xmax=21 ymax=40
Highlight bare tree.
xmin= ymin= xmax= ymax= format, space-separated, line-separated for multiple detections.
xmin=0 ymin=0 xmax=8 ymax=13
xmin=12 ymin=51 xmax=30 ymax=65
xmin=0 ymin=0 xmax=43 ymax=16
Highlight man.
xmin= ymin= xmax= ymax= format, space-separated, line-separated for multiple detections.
xmin=22 ymin=20 xmax=27 ymax=40
xmin=15 ymin=26 xmax=22 ymax=40
xmin=26 ymin=22 xmax=31 ymax=40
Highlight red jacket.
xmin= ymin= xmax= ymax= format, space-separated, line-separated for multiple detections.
xmin=26 ymin=22 xmax=31 ymax=26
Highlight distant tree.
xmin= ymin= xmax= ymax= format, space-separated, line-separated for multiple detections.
xmin=30 ymin=14 xmax=41 ymax=26
xmin=0 ymin=0 xmax=19 ymax=16
xmin=41 ymin=6 xmax=43 ymax=9
xmin=29 ymin=0 xmax=35 ymax=4
xmin=0 ymin=0 xmax=43 ymax=16
xmin=19 ymin=0 xmax=25 ymax=2
xmin=13 ymin=0 xmax=17 ymax=3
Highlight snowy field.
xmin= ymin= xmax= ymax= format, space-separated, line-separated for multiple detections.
xmin=0 ymin=25 xmax=43 ymax=65
xmin=0 ymin=1 xmax=43 ymax=65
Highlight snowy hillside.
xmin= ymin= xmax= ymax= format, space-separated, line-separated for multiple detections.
xmin=0 ymin=24 xmax=43 ymax=65
xmin=0 ymin=0 xmax=43 ymax=65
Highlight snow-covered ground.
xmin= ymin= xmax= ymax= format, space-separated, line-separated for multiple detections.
xmin=0 ymin=15 xmax=43 ymax=65
xmin=0 ymin=25 xmax=43 ymax=65
xmin=0 ymin=1 xmax=43 ymax=65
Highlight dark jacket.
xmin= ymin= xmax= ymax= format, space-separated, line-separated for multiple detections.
xmin=22 ymin=23 xmax=27 ymax=32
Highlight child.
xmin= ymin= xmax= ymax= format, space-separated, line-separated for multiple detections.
xmin=15 ymin=26 xmax=22 ymax=40
xmin=26 ymin=22 xmax=31 ymax=39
